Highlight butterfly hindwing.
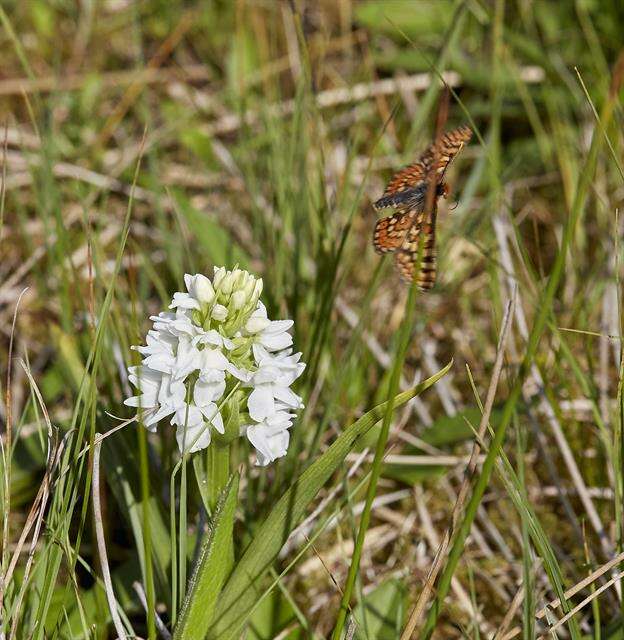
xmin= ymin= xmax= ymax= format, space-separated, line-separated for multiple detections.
xmin=373 ymin=208 xmax=419 ymax=254
xmin=394 ymin=207 xmax=437 ymax=289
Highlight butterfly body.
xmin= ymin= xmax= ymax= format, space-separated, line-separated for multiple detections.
xmin=373 ymin=125 xmax=472 ymax=288
xmin=373 ymin=181 xmax=447 ymax=212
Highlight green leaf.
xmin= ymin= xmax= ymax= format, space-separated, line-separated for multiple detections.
xmin=353 ymin=578 xmax=407 ymax=639
xmin=30 ymin=0 xmax=55 ymax=38
xmin=421 ymin=407 xmax=501 ymax=448
xmin=381 ymin=461 xmax=445 ymax=485
xmin=174 ymin=472 xmax=240 ymax=639
xmin=382 ymin=407 xmax=503 ymax=485
xmin=208 ymin=362 xmax=453 ymax=639
xmin=180 ymin=127 xmax=217 ymax=164
xmin=354 ymin=0 xmax=453 ymax=39
xmin=246 ymin=589 xmax=298 ymax=640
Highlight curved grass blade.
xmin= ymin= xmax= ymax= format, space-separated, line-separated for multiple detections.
xmin=173 ymin=472 xmax=239 ymax=640
xmin=208 ymin=361 xmax=452 ymax=639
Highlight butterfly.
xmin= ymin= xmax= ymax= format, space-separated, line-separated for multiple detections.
xmin=372 ymin=125 xmax=472 ymax=288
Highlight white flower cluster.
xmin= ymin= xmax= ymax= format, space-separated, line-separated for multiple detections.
xmin=124 ymin=268 xmax=305 ymax=466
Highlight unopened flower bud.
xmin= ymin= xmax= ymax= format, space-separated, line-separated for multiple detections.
xmin=212 ymin=304 xmax=228 ymax=321
xmin=220 ymin=273 xmax=234 ymax=295
xmin=213 ymin=267 xmax=226 ymax=288
xmin=231 ymin=290 xmax=247 ymax=310
xmin=242 ymin=277 xmax=255 ymax=298
xmin=232 ymin=269 xmax=245 ymax=287
xmin=192 ymin=274 xmax=215 ymax=304
xmin=252 ymin=279 xmax=263 ymax=301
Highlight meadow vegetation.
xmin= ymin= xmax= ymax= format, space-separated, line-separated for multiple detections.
xmin=1 ymin=1 xmax=624 ymax=638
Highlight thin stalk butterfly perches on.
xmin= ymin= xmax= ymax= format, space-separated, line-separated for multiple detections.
xmin=372 ymin=125 xmax=472 ymax=289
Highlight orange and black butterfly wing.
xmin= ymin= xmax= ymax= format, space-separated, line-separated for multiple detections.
xmin=373 ymin=208 xmax=418 ymax=254
xmin=373 ymin=159 xmax=429 ymax=211
xmin=390 ymin=126 xmax=472 ymax=285
xmin=431 ymin=124 xmax=472 ymax=181
xmin=374 ymin=125 xmax=472 ymax=210
xmin=394 ymin=206 xmax=438 ymax=289
xmin=373 ymin=125 xmax=471 ymax=286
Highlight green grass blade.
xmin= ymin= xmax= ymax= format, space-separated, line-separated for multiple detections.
xmin=333 ymin=259 xmax=422 ymax=639
xmin=174 ymin=472 xmax=239 ymax=640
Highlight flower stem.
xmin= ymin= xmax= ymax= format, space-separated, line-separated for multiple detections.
xmin=207 ymin=443 xmax=234 ymax=572
xmin=208 ymin=443 xmax=231 ymax=513
xmin=138 ymin=424 xmax=156 ymax=640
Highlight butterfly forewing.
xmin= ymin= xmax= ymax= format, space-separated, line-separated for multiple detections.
xmin=431 ymin=124 xmax=472 ymax=179
xmin=375 ymin=160 xmax=429 ymax=210
xmin=374 ymin=125 xmax=472 ymax=210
